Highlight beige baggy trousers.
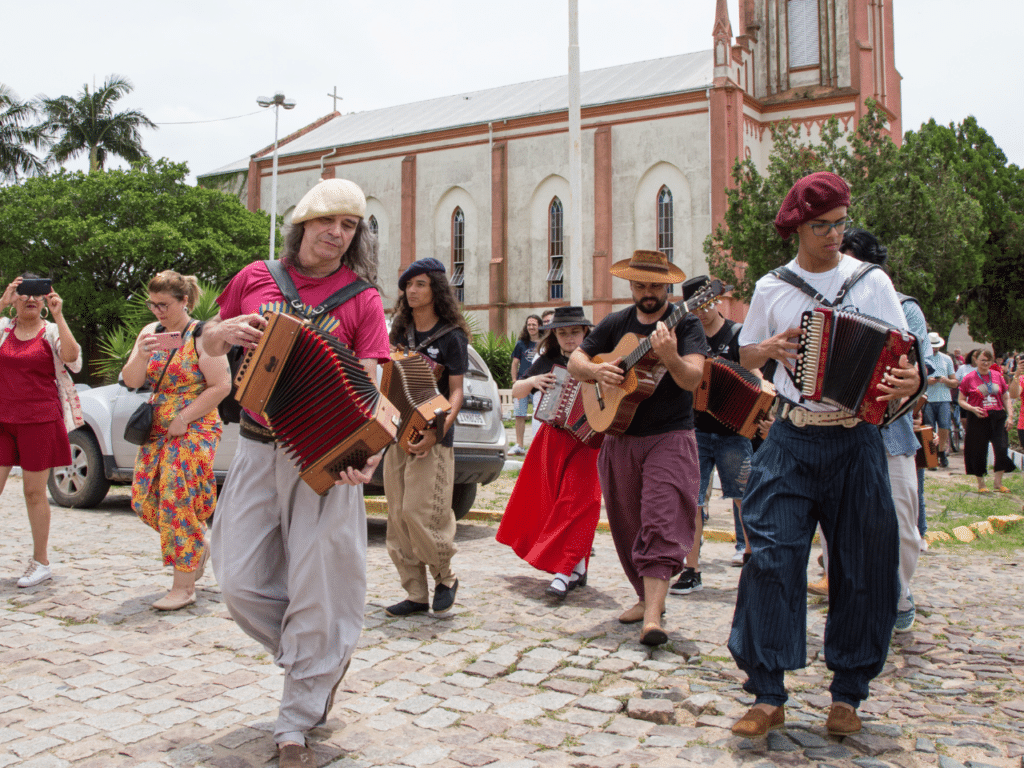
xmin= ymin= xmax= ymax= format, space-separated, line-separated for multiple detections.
xmin=383 ymin=443 xmax=457 ymax=604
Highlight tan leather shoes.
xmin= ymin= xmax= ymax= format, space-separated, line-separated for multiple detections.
xmin=825 ymin=704 xmax=862 ymax=735
xmin=279 ymin=743 xmax=316 ymax=767
xmin=731 ymin=705 xmax=784 ymax=737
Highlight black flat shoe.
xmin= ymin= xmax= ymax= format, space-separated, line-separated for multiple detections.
xmin=546 ymin=574 xmax=571 ymax=599
xmin=385 ymin=600 xmax=429 ymax=617
xmin=433 ymin=579 xmax=459 ymax=613
xmin=569 ymin=569 xmax=587 ymax=588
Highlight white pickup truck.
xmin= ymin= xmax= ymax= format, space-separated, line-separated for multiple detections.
xmin=48 ymin=346 xmax=507 ymax=519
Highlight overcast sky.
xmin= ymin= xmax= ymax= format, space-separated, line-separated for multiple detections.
xmin=7 ymin=0 xmax=1022 ymax=182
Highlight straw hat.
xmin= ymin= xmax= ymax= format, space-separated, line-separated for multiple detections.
xmin=609 ymin=250 xmax=686 ymax=284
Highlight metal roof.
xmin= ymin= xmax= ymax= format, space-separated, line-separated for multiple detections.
xmin=201 ymin=50 xmax=712 ymax=177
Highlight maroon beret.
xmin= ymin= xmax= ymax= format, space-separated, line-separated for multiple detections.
xmin=774 ymin=172 xmax=851 ymax=240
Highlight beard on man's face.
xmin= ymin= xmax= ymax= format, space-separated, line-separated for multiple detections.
xmin=635 ymin=293 xmax=667 ymax=315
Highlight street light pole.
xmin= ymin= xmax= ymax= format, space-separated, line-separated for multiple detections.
xmin=257 ymin=92 xmax=297 ymax=259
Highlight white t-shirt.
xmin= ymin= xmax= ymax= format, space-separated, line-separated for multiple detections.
xmin=739 ymin=256 xmax=909 ymax=412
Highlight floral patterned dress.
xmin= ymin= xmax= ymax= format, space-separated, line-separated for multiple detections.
xmin=132 ymin=324 xmax=221 ymax=571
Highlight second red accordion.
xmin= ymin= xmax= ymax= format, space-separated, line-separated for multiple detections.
xmin=694 ymin=357 xmax=776 ymax=439
xmin=793 ymin=307 xmax=920 ymax=426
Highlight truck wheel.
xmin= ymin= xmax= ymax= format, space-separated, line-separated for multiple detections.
xmin=48 ymin=429 xmax=111 ymax=508
xmin=451 ymin=483 xmax=477 ymax=521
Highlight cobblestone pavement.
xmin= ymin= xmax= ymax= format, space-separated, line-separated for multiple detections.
xmin=1 ymin=481 xmax=1023 ymax=768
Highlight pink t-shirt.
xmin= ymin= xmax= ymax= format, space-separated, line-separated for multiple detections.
xmin=216 ymin=261 xmax=390 ymax=362
xmin=959 ymin=368 xmax=1008 ymax=413
xmin=1018 ymin=375 xmax=1024 ymax=429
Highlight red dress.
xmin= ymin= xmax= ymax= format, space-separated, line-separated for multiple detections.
xmin=496 ymin=355 xmax=602 ymax=575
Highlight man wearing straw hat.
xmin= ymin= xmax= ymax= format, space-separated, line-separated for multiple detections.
xmin=568 ymin=250 xmax=709 ymax=647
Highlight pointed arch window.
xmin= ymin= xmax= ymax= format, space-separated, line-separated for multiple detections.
xmin=547 ymin=197 xmax=564 ymax=300
xmin=368 ymin=215 xmax=378 ymax=236
xmin=788 ymin=0 xmax=820 ymax=68
xmin=451 ymin=208 xmax=465 ymax=303
xmin=657 ymin=186 xmax=674 ymax=294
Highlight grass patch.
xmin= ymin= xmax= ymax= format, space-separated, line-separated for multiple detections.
xmin=925 ymin=471 xmax=1024 ymax=552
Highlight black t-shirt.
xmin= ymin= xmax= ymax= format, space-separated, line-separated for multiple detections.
xmin=694 ymin=319 xmax=745 ymax=435
xmin=396 ymin=321 xmax=468 ymax=448
xmin=579 ymin=304 xmax=709 ymax=436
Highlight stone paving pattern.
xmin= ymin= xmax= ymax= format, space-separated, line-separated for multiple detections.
xmin=1 ymin=482 xmax=1023 ymax=768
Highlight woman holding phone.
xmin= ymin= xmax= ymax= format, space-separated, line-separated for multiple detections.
xmin=958 ymin=349 xmax=1015 ymax=493
xmin=0 ymin=274 xmax=83 ymax=587
xmin=122 ymin=271 xmax=230 ymax=610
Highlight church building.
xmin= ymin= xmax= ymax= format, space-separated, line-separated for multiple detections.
xmin=199 ymin=0 xmax=900 ymax=332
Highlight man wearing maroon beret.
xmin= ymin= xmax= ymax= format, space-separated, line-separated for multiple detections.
xmin=727 ymin=172 xmax=921 ymax=737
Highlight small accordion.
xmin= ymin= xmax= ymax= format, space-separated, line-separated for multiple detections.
xmin=380 ymin=351 xmax=451 ymax=453
xmin=534 ymin=365 xmax=604 ymax=449
xmin=233 ymin=312 xmax=400 ymax=495
xmin=793 ymin=307 xmax=921 ymax=426
xmin=694 ymin=357 xmax=776 ymax=439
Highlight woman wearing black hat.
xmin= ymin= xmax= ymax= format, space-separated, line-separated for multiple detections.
xmin=496 ymin=307 xmax=601 ymax=599
xmin=383 ymin=258 xmax=471 ymax=617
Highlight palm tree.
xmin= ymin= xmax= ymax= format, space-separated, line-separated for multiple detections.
xmin=0 ymin=84 xmax=48 ymax=181
xmin=39 ymin=75 xmax=157 ymax=172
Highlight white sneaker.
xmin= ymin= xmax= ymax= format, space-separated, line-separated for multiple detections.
xmin=509 ymin=444 xmax=526 ymax=456
xmin=17 ymin=559 xmax=52 ymax=588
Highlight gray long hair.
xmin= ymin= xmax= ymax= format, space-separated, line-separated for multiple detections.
xmin=280 ymin=219 xmax=382 ymax=294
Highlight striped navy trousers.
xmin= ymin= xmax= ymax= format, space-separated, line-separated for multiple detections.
xmin=728 ymin=417 xmax=899 ymax=709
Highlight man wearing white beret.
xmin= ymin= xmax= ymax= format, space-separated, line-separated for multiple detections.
xmin=202 ymin=178 xmax=390 ymax=767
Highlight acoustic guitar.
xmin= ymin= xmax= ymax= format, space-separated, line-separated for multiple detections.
xmin=580 ymin=280 xmax=730 ymax=435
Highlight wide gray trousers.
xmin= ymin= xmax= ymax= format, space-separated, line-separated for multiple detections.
xmin=212 ymin=437 xmax=367 ymax=746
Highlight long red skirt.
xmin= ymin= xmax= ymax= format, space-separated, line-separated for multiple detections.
xmin=496 ymin=423 xmax=601 ymax=575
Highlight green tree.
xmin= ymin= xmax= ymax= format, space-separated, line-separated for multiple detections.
xmin=704 ymin=101 xmax=986 ymax=339
xmin=911 ymin=117 xmax=1024 ymax=353
xmin=0 ymin=159 xmax=271 ymax=381
xmin=1 ymin=84 xmax=48 ymax=181
xmin=39 ymin=74 xmax=156 ymax=173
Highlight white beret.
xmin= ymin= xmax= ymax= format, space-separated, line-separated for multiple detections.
xmin=291 ymin=179 xmax=366 ymax=224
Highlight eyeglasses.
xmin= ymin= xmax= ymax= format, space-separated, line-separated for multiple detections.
xmin=809 ymin=218 xmax=851 ymax=236
xmin=146 ymin=301 xmax=174 ymax=312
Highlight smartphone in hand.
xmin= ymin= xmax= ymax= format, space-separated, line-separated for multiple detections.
xmin=151 ymin=332 xmax=183 ymax=351
xmin=16 ymin=278 xmax=52 ymax=296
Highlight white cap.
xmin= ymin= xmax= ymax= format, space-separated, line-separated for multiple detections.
xmin=291 ymin=179 xmax=366 ymax=224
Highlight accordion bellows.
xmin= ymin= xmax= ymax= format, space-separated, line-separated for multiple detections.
xmin=694 ymin=357 xmax=776 ymax=439
xmin=380 ymin=351 xmax=451 ymax=453
xmin=234 ymin=312 xmax=400 ymax=495
xmin=794 ymin=307 xmax=919 ymax=426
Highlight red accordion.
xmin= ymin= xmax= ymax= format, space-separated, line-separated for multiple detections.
xmin=694 ymin=357 xmax=776 ymax=439
xmin=380 ymin=351 xmax=451 ymax=454
xmin=534 ymin=365 xmax=604 ymax=449
xmin=234 ymin=312 xmax=400 ymax=495
xmin=793 ymin=307 xmax=921 ymax=426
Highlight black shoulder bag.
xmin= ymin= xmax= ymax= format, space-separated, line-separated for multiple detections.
xmin=123 ymin=324 xmax=191 ymax=445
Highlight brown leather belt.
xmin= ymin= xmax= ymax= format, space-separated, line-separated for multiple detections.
xmin=239 ymin=412 xmax=277 ymax=443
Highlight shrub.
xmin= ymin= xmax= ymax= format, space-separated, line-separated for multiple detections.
xmin=472 ymin=331 xmax=516 ymax=389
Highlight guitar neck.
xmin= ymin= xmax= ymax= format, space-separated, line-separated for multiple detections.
xmin=620 ymin=305 xmax=687 ymax=372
